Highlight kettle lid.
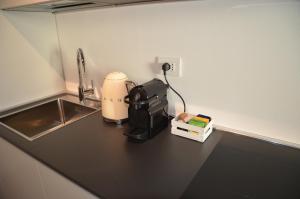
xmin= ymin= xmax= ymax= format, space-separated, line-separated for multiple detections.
xmin=105 ymin=72 xmax=128 ymax=80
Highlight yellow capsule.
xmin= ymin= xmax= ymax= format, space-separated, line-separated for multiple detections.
xmin=193 ymin=116 xmax=209 ymax=124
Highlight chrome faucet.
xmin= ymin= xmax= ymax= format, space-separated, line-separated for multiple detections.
xmin=77 ymin=48 xmax=94 ymax=102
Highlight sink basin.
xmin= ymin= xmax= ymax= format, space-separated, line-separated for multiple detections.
xmin=0 ymin=99 xmax=98 ymax=141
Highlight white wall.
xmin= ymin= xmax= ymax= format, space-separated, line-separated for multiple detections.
xmin=56 ymin=0 xmax=300 ymax=145
xmin=0 ymin=11 xmax=65 ymax=111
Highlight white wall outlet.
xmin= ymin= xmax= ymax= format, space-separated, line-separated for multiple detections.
xmin=157 ymin=57 xmax=182 ymax=77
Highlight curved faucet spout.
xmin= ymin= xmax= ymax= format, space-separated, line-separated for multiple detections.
xmin=76 ymin=48 xmax=94 ymax=102
xmin=77 ymin=48 xmax=85 ymax=90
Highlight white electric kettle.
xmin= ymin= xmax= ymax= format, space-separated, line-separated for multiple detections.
xmin=101 ymin=72 xmax=135 ymax=124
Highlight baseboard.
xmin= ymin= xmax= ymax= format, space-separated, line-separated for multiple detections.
xmin=214 ymin=124 xmax=300 ymax=150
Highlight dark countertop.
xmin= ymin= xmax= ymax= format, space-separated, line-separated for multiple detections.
xmin=1 ymin=94 xmax=300 ymax=199
xmin=0 ymin=94 xmax=223 ymax=199
xmin=182 ymin=127 xmax=300 ymax=199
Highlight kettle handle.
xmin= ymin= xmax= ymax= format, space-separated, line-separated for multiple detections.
xmin=124 ymin=95 xmax=130 ymax=104
xmin=125 ymin=80 xmax=136 ymax=93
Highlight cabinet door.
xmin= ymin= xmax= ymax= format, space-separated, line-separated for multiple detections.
xmin=37 ymin=160 xmax=99 ymax=199
xmin=0 ymin=137 xmax=99 ymax=199
xmin=0 ymin=138 xmax=46 ymax=199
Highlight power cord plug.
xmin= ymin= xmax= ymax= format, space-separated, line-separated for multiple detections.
xmin=162 ymin=63 xmax=171 ymax=75
xmin=161 ymin=62 xmax=186 ymax=113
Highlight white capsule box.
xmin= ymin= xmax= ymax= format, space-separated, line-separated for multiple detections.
xmin=171 ymin=116 xmax=213 ymax=143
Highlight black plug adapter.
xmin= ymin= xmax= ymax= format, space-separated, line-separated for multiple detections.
xmin=162 ymin=63 xmax=171 ymax=75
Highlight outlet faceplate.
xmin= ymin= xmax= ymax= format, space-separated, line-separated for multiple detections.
xmin=157 ymin=57 xmax=182 ymax=77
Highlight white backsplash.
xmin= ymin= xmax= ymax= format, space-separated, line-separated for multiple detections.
xmin=56 ymin=0 xmax=300 ymax=144
xmin=0 ymin=11 xmax=65 ymax=111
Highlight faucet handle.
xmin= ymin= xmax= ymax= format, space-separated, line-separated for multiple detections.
xmin=83 ymin=80 xmax=95 ymax=96
xmin=91 ymin=80 xmax=94 ymax=89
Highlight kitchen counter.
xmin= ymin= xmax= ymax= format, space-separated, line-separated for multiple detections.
xmin=1 ymin=94 xmax=300 ymax=199
xmin=0 ymin=94 xmax=223 ymax=199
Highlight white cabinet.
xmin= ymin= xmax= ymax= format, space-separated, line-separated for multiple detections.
xmin=38 ymin=160 xmax=98 ymax=199
xmin=0 ymin=138 xmax=99 ymax=199
xmin=0 ymin=138 xmax=46 ymax=199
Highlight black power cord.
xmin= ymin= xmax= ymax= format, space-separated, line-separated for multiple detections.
xmin=162 ymin=63 xmax=186 ymax=113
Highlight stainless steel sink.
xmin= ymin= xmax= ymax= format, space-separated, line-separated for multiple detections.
xmin=0 ymin=99 xmax=98 ymax=141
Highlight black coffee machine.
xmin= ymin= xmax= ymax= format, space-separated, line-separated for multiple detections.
xmin=124 ymin=78 xmax=169 ymax=141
